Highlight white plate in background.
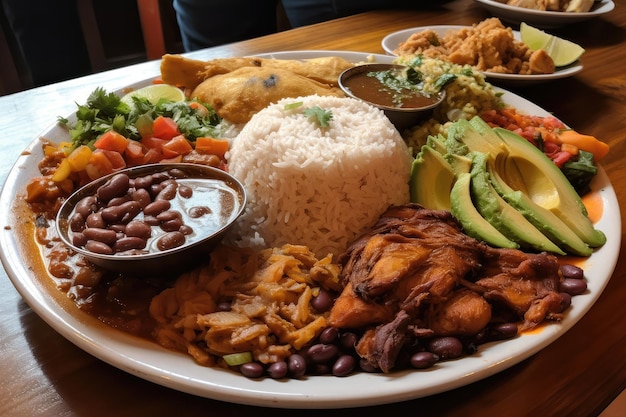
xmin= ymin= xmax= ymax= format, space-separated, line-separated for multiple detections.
xmin=473 ymin=0 xmax=615 ymax=28
xmin=381 ymin=25 xmax=583 ymax=84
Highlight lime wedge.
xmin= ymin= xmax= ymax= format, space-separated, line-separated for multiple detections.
xmin=520 ymin=22 xmax=551 ymax=51
xmin=121 ymin=84 xmax=186 ymax=107
xmin=520 ymin=22 xmax=584 ymax=67
xmin=544 ymin=36 xmax=585 ymax=67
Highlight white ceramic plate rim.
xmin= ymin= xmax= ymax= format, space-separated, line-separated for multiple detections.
xmin=0 ymin=50 xmax=620 ymax=409
xmin=381 ymin=25 xmax=583 ymax=82
xmin=474 ymin=0 xmax=615 ymax=20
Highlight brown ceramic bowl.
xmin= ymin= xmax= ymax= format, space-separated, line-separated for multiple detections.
xmin=338 ymin=63 xmax=445 ymax=131
xmin=56 ymin=163 xmax=246 ymax=276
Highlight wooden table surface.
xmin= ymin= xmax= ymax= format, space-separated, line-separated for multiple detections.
xmin=1 ymin=1 xmax=625 ymax=415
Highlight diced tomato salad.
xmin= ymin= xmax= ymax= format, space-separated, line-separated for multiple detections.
xmin=480 ymin=108 xmax=609 ymax=168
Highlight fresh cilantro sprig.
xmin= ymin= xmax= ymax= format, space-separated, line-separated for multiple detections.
xmin=303 ymin=106 xmax=333 ymax=128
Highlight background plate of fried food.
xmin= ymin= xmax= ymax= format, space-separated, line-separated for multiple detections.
xmin=473 ymin=0 xmax=615 ymax=28
xmin=0 ymin=51 xmax=620 ymax=409
xmin=382 ymin=24 xmax=583 ymax=85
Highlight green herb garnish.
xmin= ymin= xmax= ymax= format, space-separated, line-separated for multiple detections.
xmin=303 ymin=106 xmax=333 ymax=128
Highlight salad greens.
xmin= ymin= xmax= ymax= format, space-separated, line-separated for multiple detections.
xmin=58 ymin=87 xmax=223 ymax=151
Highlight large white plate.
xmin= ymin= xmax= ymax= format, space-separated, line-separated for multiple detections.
xmin=0 ymin=50 xmax=620 ymax=409
xmin=474 ymin=0 xmax=615 ymax=28
xmin=381 ymin=25 xmax=583 ymax=85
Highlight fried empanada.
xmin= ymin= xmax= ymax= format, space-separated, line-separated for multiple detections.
xmin=191 ymin=66 xmax=344 ymax=124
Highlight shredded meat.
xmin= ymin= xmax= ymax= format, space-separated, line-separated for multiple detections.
xmin=328 ymin=204 xmax=565 ymax=372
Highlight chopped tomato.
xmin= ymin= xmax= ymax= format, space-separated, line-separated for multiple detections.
xmin=195 ymin=137 xmax=229 ymax=159
xmin=162 ymin=135 xmax=193 ymax=158
xmin=152 ymin=116 xmax=180 ymax=140
xmin=86 ymin=150 xmax=114 ymax=179
xmin=94 ymin=130 xmax=130 ymax=153
xmin=100 ymin=149 xmax=127 ymax=170
xmin=141 ymin=136 xmax=169 ymax=157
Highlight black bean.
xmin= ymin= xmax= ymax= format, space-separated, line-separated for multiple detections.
xmin=359 ymin=359 xmax=379 ymax=373
xmin=410 ymin=351 xmax=439 ymax=369
xmin=332 ymin=355 xmax=356 ymax=377
xmin=84 ymin=240 xmax=114 ymax=255
xmin=240 ymin=362 xmax=264 ymax=379
xmin=560 ymin=278 xmax=588 ymax=295
xmin=307 ymin=343 xmax=339 ymax=364
xmin=561 ymin=264 xmax=584 ymax=280
xmin=267 ymin=361 xmax=288 ymax=379
xmin=156 ymin=231 xmax=186 ymax=251
xmin=488 ymin=323 xmax=518 ymax=341
xmin=311 ymin=288 xmax=334 ymax=313
xmin=97 ymin=173 xmax=130 ymax=202
xmin=143 ymin=200 xmax=171 ymax=217
xmin=559 ymin=292 xmax=572 ymax=311
xmin=287 ymin=354 xmax=307 ymax=378
xmin=427 ymin=336 xmax=464 ymax=360
xmin=339 ymin=332 xmax=358 ymax=352
xmin=318 ymin=327 xmax=339 ymax=345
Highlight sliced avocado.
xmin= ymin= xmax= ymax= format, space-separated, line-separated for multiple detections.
xmin=445 ymin=153 xmax=473 ymax=175
xmin=410 ymin=145 xmax=454 ymax=210
xmin=494 ymin=127 xmax=606 ymax=248
xmin=426 ymin=134 xmax=448 ymax=155
xmin=490 ymin=168 xmax=592 ymax=256
xmin=470 ymin=152 xmax=566 ymax=254
xmin=451 ymin=172 xmax=518 ymax=249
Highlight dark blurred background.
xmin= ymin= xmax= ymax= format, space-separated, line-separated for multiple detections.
xmin=0 ymin=0 xmax=184 ymax=96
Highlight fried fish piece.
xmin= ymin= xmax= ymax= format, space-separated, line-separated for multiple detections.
xmin=191 ymin=66 xmax=344 ymax=124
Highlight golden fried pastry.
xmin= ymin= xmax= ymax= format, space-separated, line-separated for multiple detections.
xmin=191 ymin=66 xmax=344 ymax=124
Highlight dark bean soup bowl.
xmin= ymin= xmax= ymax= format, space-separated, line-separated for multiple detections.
xmin=338 ymin=63 xmax=445 ymax=131
xmin=56 ymin=163 xmax=247 ymax=276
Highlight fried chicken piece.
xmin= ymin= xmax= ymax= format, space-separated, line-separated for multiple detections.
xmin=426 ymin=289 xmax=492 ymax=336
xmin=191 ymin=66 xmax=344 ymax=124
xmin=529 ymin=49 xmax=556 ymax=74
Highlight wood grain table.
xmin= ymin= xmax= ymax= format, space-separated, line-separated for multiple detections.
xmin=1 ymin=1 xmax=625 ymax=415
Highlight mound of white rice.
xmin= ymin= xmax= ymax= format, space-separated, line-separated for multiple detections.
xmin=225 ymin=94 xmax=413 ymax=259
